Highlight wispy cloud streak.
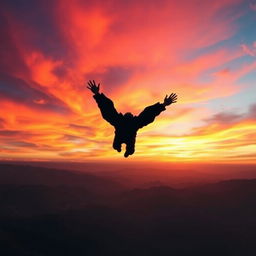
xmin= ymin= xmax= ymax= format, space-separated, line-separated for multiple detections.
xmin=0 ymin=0 xmax=255 ymax=162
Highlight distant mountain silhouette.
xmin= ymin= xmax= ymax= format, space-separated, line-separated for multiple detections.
xmin=1 ymin=164 xmax=256 ymax=256
xmin=0 ymin=163 xmax=123 ymax=194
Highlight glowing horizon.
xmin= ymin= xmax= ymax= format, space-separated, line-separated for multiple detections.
xmin=0 ymin=0 xmax=255 ymax=163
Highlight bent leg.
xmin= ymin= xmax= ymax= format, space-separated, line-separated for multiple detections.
xmin=113 ymin=136 xmax=122 ymax=152
xmin=124 ymin=140 xmax=135 ymax=158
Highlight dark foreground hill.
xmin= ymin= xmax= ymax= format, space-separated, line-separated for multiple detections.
xmin=0 ymin=164 xmax=256 ymax=256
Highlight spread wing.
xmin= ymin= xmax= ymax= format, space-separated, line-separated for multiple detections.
xmin=93 ymin=93 xmax=120 ymax=126
xmin=136 ymin=103 xmax=166 ymax=129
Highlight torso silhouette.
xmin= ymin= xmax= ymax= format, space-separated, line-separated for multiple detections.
xmin=93 ymin=93 xmax=166 ymax=157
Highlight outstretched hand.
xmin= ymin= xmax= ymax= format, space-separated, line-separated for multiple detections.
xmin=87 ymin=80 xmax=100 ymax=95
xmin=163 ymin=93 xmax=178 ymax=106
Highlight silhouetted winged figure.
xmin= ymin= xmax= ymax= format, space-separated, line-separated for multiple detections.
xmin=87 ymin=80 xmax=177 ymax=157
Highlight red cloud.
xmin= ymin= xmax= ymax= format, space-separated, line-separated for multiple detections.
xmin=1 ymin=0 xmax=255 ymax=162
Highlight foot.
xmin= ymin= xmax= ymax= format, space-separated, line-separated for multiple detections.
xmin=124 ymin=152 xmax=129 ymax=158
xmin=113 ymin=146 xmax=121 ymax=152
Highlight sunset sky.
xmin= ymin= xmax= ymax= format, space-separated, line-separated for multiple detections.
xmin=0 ymin=0 xmax=255 ymax=163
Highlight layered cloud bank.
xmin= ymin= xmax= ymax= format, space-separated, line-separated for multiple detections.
xmin=0 ymin=0 xmax=255 ymax=162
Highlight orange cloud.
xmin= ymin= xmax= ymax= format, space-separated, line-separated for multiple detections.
xmin=1 ymin=0 xmax=255 ymax=163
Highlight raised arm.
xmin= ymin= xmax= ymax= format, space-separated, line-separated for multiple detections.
xmin=162 ymin=93 xmax=177 ymax=107
xmin=136 ymin=93 xmax=178 ymax=129
xmin=87 ymin=80 xmax=100 ymax=95
xmin=87 ymin=80 xmax=119 ymax=126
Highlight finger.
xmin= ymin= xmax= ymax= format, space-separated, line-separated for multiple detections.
xmin=93 ymin=80 xmax=96 ymax=86
xmin=98 ymin=83 xmax=100 ymax=89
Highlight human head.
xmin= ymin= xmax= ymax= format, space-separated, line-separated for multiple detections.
xmin=123 ymin=112 xmax=134 ymax=118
